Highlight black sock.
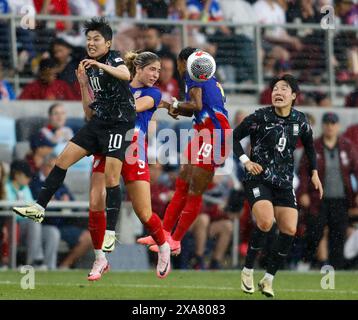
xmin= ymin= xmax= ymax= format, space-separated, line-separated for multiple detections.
xmin=37 ymin=165 xmax=67 ymax=208
xmin=245 ymin=226 xmax=269 ymax=269
xmin=106 ymin=185 xmax=121 ymax=231
xmin=266 ymin=232 xmax=294 ymax=276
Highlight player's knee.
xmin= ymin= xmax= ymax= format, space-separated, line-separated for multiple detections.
xmin=257 ymin=219 xmax=273 ymax=232
xmin=222 ymin=220 xmax=233 ymax=234
xmin=105 ymin=174 xmax=120 ymax=187
xmin=281 ymin=225 xmax=296 ymax=236
xmin=197 ymin=214 xmax=210 ymax=228
xmin=89 ymin=188 xmax=105 ymax=211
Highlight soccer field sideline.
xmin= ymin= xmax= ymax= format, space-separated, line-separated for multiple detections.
xmin=0 ymin=270 xmax=357 ymax=300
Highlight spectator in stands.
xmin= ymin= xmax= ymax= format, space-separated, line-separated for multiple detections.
xmin=335 ymin=0 xmax=358 ymax=26
xmin=253 ymin=0 xmax=303 ymax=50
xmin=30 ymin=154 xmax=92 ymax=269
xmin=189 ymin=174 xmax=233 ymax=270
xmin=68 ymin=0 xmax=101 ymax=17
xmin=18 ymin=58 xmax=77 ymax=100
xmin=33 ymin=0 xmax=72 ymax=32
xmin=302 ymin=71 xmax=332 ymax=107
xmin=26 ymin=132 xmax=55 ymax=176
xmin=0 ymin=60 xmax=15 ymax=101
xmin=50 ymin=38 xmax=81 ymax=100
xmin=38 ymin=103 xmax=74 ymax=147
xmin=156 ymin=56 xmax=180 ymax=103
xmin=187 ymin=0 xmax=223 ymax=21
xmin=142 ymin=26 xmax=177 ymax=62
xmin=297 ymin=112 xmax=358 ymax=270
xmin=114 ymin=0 xmax=137 ymax=17
xmin=343 ymin=122 xmax=358 ymax=148
xmin=345 ymin=76 xmax=358 ymax=107
xmin=6 ymin=160 xmax=60 ymax=269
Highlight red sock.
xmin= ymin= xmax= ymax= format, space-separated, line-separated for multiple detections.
xmin=144 ymin=213 xmax=166 ymax=246
xmin=163 ymin=178 xmax=189 ymax=232
xmin=88 ymin=210 xmax=106 ymax=250
xmin=172 ymin=194 xmax=202 ymax=242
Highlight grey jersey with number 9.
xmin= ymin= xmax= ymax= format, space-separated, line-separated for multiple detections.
xmin=233 ymin=106 xmax=316 ymax=189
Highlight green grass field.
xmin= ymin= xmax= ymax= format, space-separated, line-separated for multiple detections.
xmin=0 ymin=270 xmax=357 ymax=300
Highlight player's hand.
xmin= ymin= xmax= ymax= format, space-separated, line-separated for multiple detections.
xmin=82 ymin=59 xmax=102 ymax=69
xmin=245 ymin=161 xmax=263 ymax=175
xmin=75 ymin=62 xmax=89 ymax=86
xmin=299 ymin=193 xmax=311 ymax=208
xmin=311 ymin=170 xmax=323 ymax=199
xmin=168 ymin=105 xmax=179 ymax=120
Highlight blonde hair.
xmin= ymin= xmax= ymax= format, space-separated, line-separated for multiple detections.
xmin=124 ymin=51 xmax=160 ymax=79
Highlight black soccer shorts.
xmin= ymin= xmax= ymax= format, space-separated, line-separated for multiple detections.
xmin=70 ymin=117 xmax=134 ymax=161
xmin=244 ymin=180 xmax=298 ymax=210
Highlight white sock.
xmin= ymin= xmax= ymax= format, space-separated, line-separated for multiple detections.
xmin=158 ymin=242 xmax=170 ymax=253
xmin=243 ymin=267 xmax=254 ymax=274
xmin=94 ymin=250 xmax=105 ymax=260
xmin=264 ymin=273 xmax=274 ymax=282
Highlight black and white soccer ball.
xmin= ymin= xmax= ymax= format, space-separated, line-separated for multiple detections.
xmin=187 ymin=50 xmax=216 ymax=82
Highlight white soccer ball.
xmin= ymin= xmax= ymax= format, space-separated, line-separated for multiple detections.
xmin=187 ymin=50 xmax=216 ymax=82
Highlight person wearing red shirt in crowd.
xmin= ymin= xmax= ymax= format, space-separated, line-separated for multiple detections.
xmin=19 ymin=58 xmax=77 ymax=101
xmin=156 ymin=56 xmax=180 ymax=103
xmin=33 ymin=0 xmax=72 ymax=32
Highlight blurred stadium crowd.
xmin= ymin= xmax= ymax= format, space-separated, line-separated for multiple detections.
xmin=0 ymin=0 xmax=358 ymax=272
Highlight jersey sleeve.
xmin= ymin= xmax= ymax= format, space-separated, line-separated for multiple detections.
xmin=233 ymin=111 xmax=258 ymax=159
xmin=300 ymin=114 xmax=317 ymax=173
xmin=109 ymin=51 xmax=125 ymax=67
xmin=147 ymin=87 xmax=162 ymax=109
xmin=185 ymin=74 xmax=203 ymax=91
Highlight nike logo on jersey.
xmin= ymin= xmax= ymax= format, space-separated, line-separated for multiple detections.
xmin=108 ymin=148 xmax=119 ymax=152
xmin=265 ymin=125 xmax=275 ymax=130
xmin=137 ymin=172 xmax=145 ymax=175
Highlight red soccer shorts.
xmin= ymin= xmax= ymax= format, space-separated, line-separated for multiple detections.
xmin=183 ymin=114 xmax=232 ymax=172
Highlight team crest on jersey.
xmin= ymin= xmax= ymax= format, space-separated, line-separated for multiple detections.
xmin=133 ymin=90 xmax=142 ymax=99
xmin=293 ymin=124 xmax=299 ymax=135
xmin=99 ymin=68 xmax=104 ymax=75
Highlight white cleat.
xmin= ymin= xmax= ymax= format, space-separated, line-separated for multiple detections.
xmin=258 ymin=277 xmax=275 ymax=298
xmin=13 ymin=204 xmax=45 ymax=223
xmin=241 ymin=269 xmax=255 ymax=294
xmin=101 ymin=230 xmax=117 ymax=253
xmin=157 ymin=242 xmax=171 ymax=279
xmin=87 ymin=257 xmax=110 ymax=281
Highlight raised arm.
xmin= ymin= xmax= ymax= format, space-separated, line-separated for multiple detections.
xmin=81 ymin=59 xmax=131 ymax=81
xmin=76 ymin=62 xmax=94 ymax=120
xmin=233 ymin=113 xmax=263 ymax=176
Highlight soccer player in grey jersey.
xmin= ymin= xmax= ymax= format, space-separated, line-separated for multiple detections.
xmin=13 ymin=18 xmax=135 ymax=243
xmin=234 ymin=74 xmax=323 ymax=297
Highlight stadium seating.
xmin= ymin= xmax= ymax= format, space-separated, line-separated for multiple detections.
xmin=0 ymin=116 xmax=16 ymax=162
xmin=15 ymin=116 xmax=47 ymax=142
